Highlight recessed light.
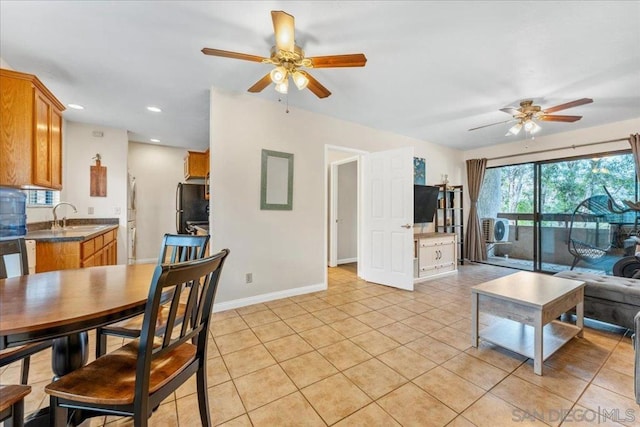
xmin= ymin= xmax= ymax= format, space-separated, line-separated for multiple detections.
xmin=68 ymin=103 xmax=84 ymax=110
xmin=150 ymin=138 xmax=160 ymax=143
xmin=146 ymin=106 xmax=162 ymax=113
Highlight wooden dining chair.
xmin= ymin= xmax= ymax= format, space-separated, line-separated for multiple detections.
xmin=45 ymin=248 xmax=229 ymax=427
xmin=0 ymin=384 xmax=31 ymax=427
xmin=95 ymin=234 xmax=210 ymax=358
xmin=0 ymin=238 xmax=52 ymax=384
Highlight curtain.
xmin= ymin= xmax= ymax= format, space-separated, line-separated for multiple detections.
xmin=630 ymin=133 xmax=640 ymax=181
xmin=465 ymin=158 xmax=488 ymax=262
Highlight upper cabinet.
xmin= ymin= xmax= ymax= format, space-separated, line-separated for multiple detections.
xmin=184 ymin=150 xmax=208 ymax=180
xmin=0 ymin=68 xmax=65 ymax=190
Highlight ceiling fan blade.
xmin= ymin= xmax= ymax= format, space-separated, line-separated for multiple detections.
xmin=201 ymin=48 xmax=266 ymax=63
xmin=247 ymin=73 xmax=273 ymax=93
xmin=305 ymin=72 xmax=331 ymax=98
xmin=468 ymin=119 xmax=515 ymax=131
xmin=271 ymin=10 xmax=295 ymax=52
xmin=499 ymin=107 xmax=522 ymax=116
xmin=308 ymin=54 xmax=368 ymax=68
xmin=539 ymin=114 xmax=582 ymax=122
xmin=543 ymin=98 xmax=593 ymax=114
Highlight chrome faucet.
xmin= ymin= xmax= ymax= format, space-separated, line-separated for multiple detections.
xmin=52 ymin=202 xmax=78 ymax=230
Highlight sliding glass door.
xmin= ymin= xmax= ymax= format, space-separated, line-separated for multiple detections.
xmin=479 ymin=150 xmax=637 ymax=274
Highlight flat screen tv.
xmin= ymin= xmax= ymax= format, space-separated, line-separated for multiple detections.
xmin=414 ymin=185 xmax=439 ymax=223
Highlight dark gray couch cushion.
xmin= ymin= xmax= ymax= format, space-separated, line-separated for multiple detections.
xmin=553 ymin=271 xmax=640 ymax=329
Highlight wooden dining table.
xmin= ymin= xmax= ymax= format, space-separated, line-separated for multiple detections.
xmin=0 ymin=263 xmax=157 ymax=426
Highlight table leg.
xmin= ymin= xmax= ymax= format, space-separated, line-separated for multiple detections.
xmin=52 ymin=332 xmax=89 ymax=379
xmin=471 ymin=292 xmax=479 ymax=348
xmin=534 ymin=312 xmax=543 ymax=375
xmin=576 ymin=300 xmax=584 ymax=338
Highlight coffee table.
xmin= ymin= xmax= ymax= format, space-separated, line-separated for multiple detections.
xmin=471 ymin=271 xmax=585 ymax=375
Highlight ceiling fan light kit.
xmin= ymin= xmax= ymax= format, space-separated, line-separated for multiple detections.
xmin=202 ymin=10 xmax=366 ymax=99
xmin=472 ymin=98 xmax=593 ymax=138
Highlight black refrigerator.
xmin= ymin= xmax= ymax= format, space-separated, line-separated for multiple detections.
xmin=175 ymin=183 xmax=208 ymax=234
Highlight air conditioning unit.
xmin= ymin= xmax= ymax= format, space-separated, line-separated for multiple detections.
xmin=481 ymin=218 xmax=510 ymax=243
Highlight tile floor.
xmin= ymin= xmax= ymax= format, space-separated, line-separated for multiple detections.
xmin=1 ymin=262 xmax=637 ymax=426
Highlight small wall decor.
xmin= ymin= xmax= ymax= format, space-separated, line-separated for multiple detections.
xmin=90 ymin=153 xmax=107 ymax=197
xmin=413 ymin=157 xmax=426 ymax=185
xmin=260 ymin=149 xmax=294 ymax=210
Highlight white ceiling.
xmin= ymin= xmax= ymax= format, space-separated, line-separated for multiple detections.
xmin=1 ymin=1 xmax=639 ymax=151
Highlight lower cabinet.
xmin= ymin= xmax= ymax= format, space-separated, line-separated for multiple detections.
xmin=415 ymin=233 xmax=457 ymax=280
xmin=36 ymin=228 xmax=118 ymax=272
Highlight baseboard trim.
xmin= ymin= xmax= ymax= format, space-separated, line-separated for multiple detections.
xmin=337 ymin=257 xmax=357 ymax=265
xmin=135 ymin=258 xmax=156 ymax=264
xmin=213 ymin=282 xmax=326 ymax=312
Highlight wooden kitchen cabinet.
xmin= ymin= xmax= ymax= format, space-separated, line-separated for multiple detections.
xmin=36 ymin=227 xmax=118 ymax=272
xmin=184 ymin=150 xmax=208 ymax=180
xmin=0 ymin=68 xmax=65 ymax=190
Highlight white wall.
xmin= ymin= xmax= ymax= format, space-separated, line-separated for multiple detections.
xmin=128 ymin=141 xmax=188 ymax=261
xmin=210 ymin=88 xmax=463 ymax=307
xmin=464 ymin=117 xmax=640 ymax=166
xmin=57 ymin=121 xmax=129 ymax=264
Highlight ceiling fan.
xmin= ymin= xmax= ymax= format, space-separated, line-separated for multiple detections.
xmin=202 ymin=11 xmax=367 ymax=99
xmin=469 ymin=98 xmax=593 ymax=136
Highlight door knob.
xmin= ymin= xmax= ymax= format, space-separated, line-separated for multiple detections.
xmin=401 ymin=224 xmax=412 ymax=229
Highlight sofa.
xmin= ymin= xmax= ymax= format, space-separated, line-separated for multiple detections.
xmin=553 ymin=271 xmax=640 ymax=330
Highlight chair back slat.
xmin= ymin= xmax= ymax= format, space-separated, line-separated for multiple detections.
xmin=135 ymin=249 xmax=228 ymax=395
xmin=0 ymin=238 xmax=29 ymax=279
xmin=158 ymin=234 xmax=210 ymax=265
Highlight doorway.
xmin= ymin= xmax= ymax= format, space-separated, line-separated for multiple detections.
xmin=329 ymin=157 xmax=359 ymax=268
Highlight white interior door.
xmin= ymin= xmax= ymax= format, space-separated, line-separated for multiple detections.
xmin=360 ymin=147 xmax=414 ymax=290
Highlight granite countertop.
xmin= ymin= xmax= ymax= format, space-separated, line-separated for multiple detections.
xmin=25 ymin=218 xmax=119 ymax=242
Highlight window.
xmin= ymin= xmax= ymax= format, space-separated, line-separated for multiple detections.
xmin=25 ymin=189 xmax=60 ymax=207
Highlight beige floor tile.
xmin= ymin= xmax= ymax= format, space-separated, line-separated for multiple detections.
xmin=329 ymin=317 xmax=373 ymax=338
xmin=396 ymin=300 xmax=434 ymax=314
xmin=350 ymin=330 xmax=401 ymax=356
xmin=442 ymin=353 xmax=509 ymax=390
xmin=250 ymin=320 xmax=295 ymax=343
xmin=464 ymin=341 xmax=527 ymax=372
xmin=334 ymin=402 xmax=401 ymax=426
xmin=211 ymin=309 xmax=239 ymax=321
xmin=446 ymin=415 xmax=477 ymax=427
xmin=414 ymin=366 xmax=485 ymax=413
xmin=280 ymin=351 xmax=339 ymax=388
xmin=355 ymin=311 xmax=395 ymax=329
xmin=235 ymin=303 xmax=268 ymax=315
xmin=512 ymin=360 xmax=589 ymax=402
xmin=377 ymin=382 xmax=457 ymax=427
xmin=313 ymin=307 xmax=351 ymax=323
xmin=491 ymin=375 xmax=573 ymax=426
xmin=218 ymin=414 xmax=253 ymax=427
xmin=543 ymin=350 xmax=603 ymax=382
xmin=377 ymin=305 xmax=415 ymax=321
xmin=592 ymin=367 xmax=635 ymax=400
xmin=211 ymin=316 xmax=250 ymax=337
xmin=298 ymin=299 xmax=333 ymax=313
xmin=604 ymin=345 xmax=635 ymax=378
xmin=577 ymin=384 xmax=639 ymax=426
xmin=344 ymin=358 xmax=407 ymax=400
xmin=378 ymin=322 xmax=425 ymax=344
xmin=240 ymin=309 xmax=280 ymax=328
xmin=401 ymin=315 xmax=446 ymax=335
xmin=359 ymin=296 xmax=394 ymax=310
xmin=301 ymin=373 xmax=372 ymax=425
xmin=175 ymin=356 xmax=231 ymax=399
xmin=284 ymin=313 xmax=325 ymax=332
xmin=214 ymin=329 xmax=260 ymax=355
xmin=264 ymin=334 xmax=314 ymax=362
xmin=299 ymin=325 xmax=346 ymax=349
xmin=462 ymin=393 xmax=540 ymax=426
xmin=429 ymin=326 xmax=472 ymax=351
xmin=377 ymin=346 xmax=437 ymax=380
xmin=406 ymin=335 xmax=460 ymax=364
xmin=421 ymin=308 xmax=464 ymax=326
xmin=317 ymin=340 xmax=372 ymax=371
xmin=233 ymin=364 xmax=297 ymax=411
xmin=222 ymin=344 xmax=276 ymax=378
xmin=177 ymin=380 xmax=245 ymax=426
xmin=248 ymin=392 xmax=325 ymax=427
xmin=335 ymin=301 xmax=373 ymax=317
xmin=269 ymin=302 xmax=309 ymax=320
